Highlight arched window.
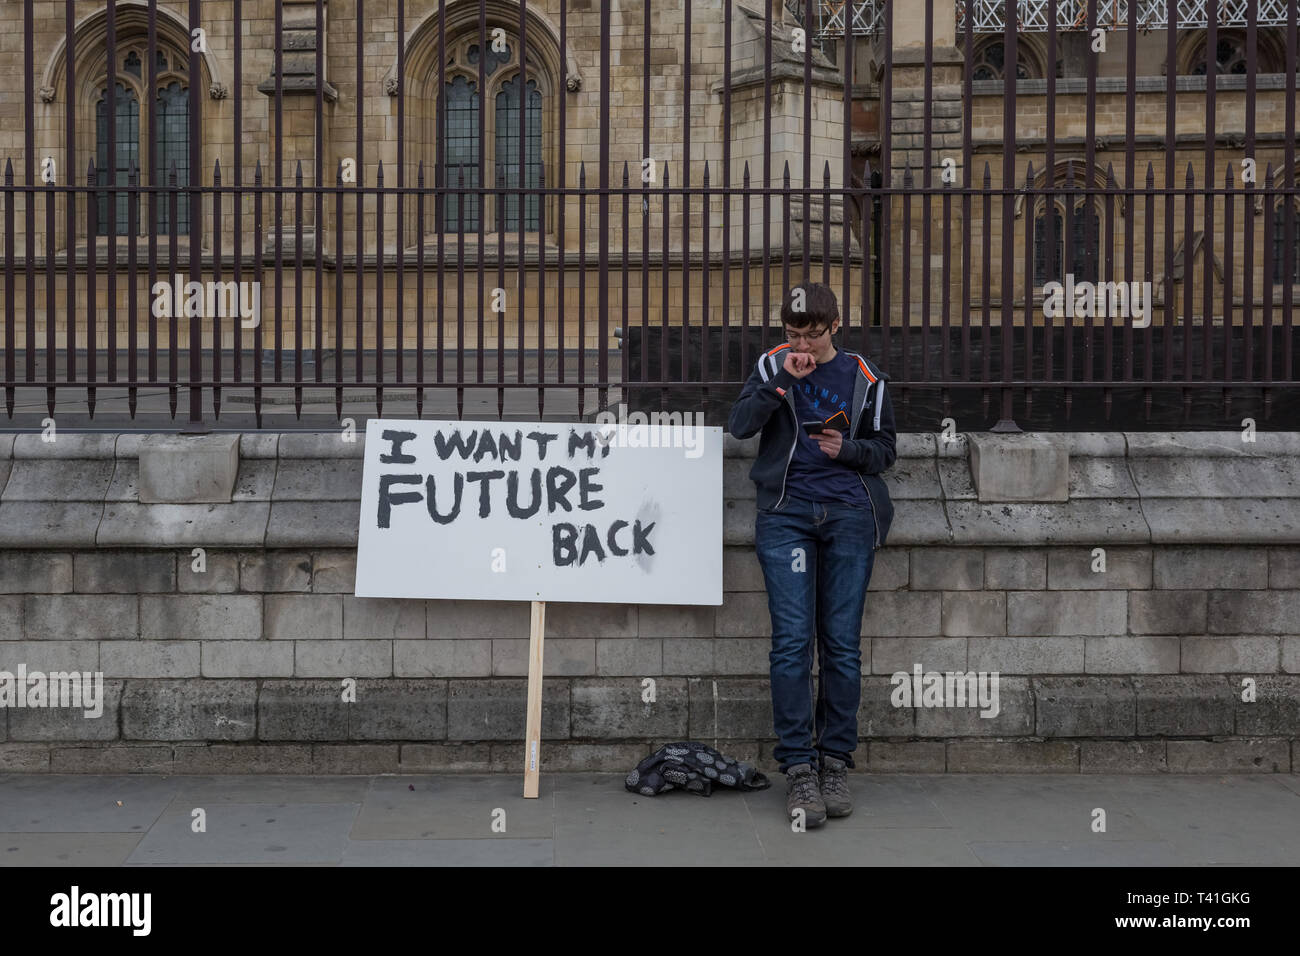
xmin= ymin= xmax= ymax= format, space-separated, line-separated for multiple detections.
xmin=1033 ymin=201 xmax=1100 ymax=286
xmin=442 ymin=74 xmax=481 ymax=231
xmin=1183 ymin=29 xmax=1286 ymax=75
xmin=970 ymin=37 xmax=1042 ymax=81
xmin=94 ymin=81 xmax=138 ymax=235
xmin=494 ymin=74 xmax=542 ymax=231
xmin=432 ymin=31 xmax=550 ymax=234
xmin=90 ymin=40 xmax=191 ymax=236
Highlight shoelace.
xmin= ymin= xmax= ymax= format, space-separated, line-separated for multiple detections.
xmin=821 ymin=764 xmax=849 ymax=798
xmin=789 ymin=770 xmax=821 ymax=804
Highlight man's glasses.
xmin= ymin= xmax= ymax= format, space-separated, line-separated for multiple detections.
xmin=785 ymin=326 xmax=831 ymax=344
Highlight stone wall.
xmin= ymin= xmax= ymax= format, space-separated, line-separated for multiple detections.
xmin=0 ymin=429 xmax=1298 ymax=773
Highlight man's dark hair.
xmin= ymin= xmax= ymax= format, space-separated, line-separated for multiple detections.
xmin=780 ymin=282 xmax=839 ymax=332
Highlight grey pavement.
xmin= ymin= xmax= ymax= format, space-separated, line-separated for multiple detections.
xmin=3 ymin=771 xmax=1299 ymax=866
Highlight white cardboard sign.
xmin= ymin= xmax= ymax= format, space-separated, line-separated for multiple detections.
xmin=354 ymin=418 xmax=723 ymax=604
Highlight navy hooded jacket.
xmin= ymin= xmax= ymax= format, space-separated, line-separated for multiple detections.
xmin=727 ymin=342 xmax=897 ymax=550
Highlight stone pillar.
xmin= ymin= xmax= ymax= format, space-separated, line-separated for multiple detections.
xmin=257 ymin=0 xmax=337 ymax=254
xmin=886 ymin=0 xmax=963 ymax=188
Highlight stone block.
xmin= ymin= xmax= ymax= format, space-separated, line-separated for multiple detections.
xmin=174 ymin=743 xmax=313 ymax=773
xmin=140 ymin=595 xmax=261 ymax=641
xmin=1154 ymin=547 xmax=1269 ymax=590
xmin=941 ymin=592 xmax=1006 ymax=636
xmin=427 ymin=600 xmax=530 ymax=639
xmin=1133 ymin=676 xmax=1235 ymax=736
xmin=395 ymin=639 xmax=493 ymax=678
xmin=177 ymin=549 xmax=240 ymax=592
xmin=273 ymin=459 xmax=365 ymax=500
xmin=97 ymin=502 xmax=270 ymax=548
xmin=865 ymin=741 xmax=947 ymax=772
xmin=447 ymin=678 xmax=570 ymax=740
xmin=910 ymin=547 xmax=983 ymax=590
xmin=1166 ymin=739 xmax=1290 ymax=773
xmin=983 ymin=548 xmax=1046 ymax=590
xmin=1008 ymin=591 xmax=1126 ymax=636
xmin=121 ymin=679 xmax=256 ymax=741
xmin=968 ymin=636 xmax=1085 ymax=674
xmin=595 ymin=637 xmax=663 ymax=675
xmin=100 ymin=641 xmax=201 ymax=678
xmin=138 ymin=434 xmax=240 ymax=503
xmin=265 ymin=501 xmax=359 ymax=547
xmin=50 ymin=745 xmax=173 ymax=773
xmin=1080 ymin=740 xmax=1169 ymax=773
xmin=343 ymin=596 xmax=425 ymax=640
xmin=0 ymin=502 xmax=103 ymax=549
xmin=1048 ymin=547 xmax=1152 ymax=589
xmin=25 ymin=594 xmax=138 ymax=640
xmin=1207 ymin=591 xmax=1300 ymax=635
xmin=346 ymin=679 xmax=447 ymax=740
xmin=312 ymin=550 xmax=359 ymax=592
xmin=862 ymin=591 xmax=942 ymax=637
xmin=1034 ymin=677 xmax=1136 ymax=736
xmin=636 ymin=604 xmax=715 ymax=637
xmin=570 ymin=678 xmax=685 ymax=738
xmin=311 ymin=744 xmax=400 ymax=773
xmin=1234 ymin=676 xmax=1300 ymax=736
xmin=201 ymin=641 xmax=294 ymax=678
xmin=1181 ymin=636 xmax=1280 ymax=673
xmin=399 ymin=743 xmax=493 ymax=772
xmin=946 ymin=740 xmax=1079 ymax=772
xmin=968 ymin=433 xmax=1068 ymax=502
xmin=662 ymin=638 xmax=716 ymax=675
xmin=688 ymin=678 xmax=772 ymax=739
xmin=859 ymin=676 xmax=916 ymax=737
xmin=239 ymin=552 xmax=312 ymax=591
xmin=258 ymin=680 xmax=351 ymax=740
xmin=1129 ymin=591 xmax=1207 ymax=635
xmin=912 ymin=675 xmax=1033 ymax=736
xmin=294 ymin=639 xmax=392 ymax=677
xmin=1084 ymin=636 xmax=1180 ymax=673
xmin=1 ymin=459 xmax=114 ymax=502
xmin=74 ymin=552 xmax=175 ymax=593
xmin=0 ymin=553 xmax=73 ymax=593
xmin=5 ymin=679 xmax=121 ymax=740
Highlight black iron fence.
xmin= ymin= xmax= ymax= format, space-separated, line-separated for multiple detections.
xmin=1 ymin=0 xmax=1297 ymax=430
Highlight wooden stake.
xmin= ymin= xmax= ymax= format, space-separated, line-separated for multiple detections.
xmin=523 ymin=599 xmax=545 ymax=798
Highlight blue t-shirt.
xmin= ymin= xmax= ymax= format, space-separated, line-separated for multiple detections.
xmin=784 ymin=349 xmax=872 ymax=507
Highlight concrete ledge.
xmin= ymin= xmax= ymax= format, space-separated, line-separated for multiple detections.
xmin=968 ymin=434 xmax=1069 ymax=503
xmin=138 ymin=434 xmax=241 ymax=503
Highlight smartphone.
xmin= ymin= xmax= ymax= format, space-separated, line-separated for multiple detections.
xmin=801 ymin=421 xmax=826 ymax=435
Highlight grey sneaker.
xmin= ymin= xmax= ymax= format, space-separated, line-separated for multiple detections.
xmin=819 ymin=756 xmax=853 ymax=817
xmin=785 ymin=763 xmax=827 ymax=828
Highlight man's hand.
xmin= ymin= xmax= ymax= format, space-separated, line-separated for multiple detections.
xmin=782 ymin=351 xmax=816 ymax=379
xmin=813 ymin=428 xmax=844 ymax=459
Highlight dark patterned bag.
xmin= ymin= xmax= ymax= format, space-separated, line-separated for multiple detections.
xmin=625 ymin=741 xmax=771 ymax=796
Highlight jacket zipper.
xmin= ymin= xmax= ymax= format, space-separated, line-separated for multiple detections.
xmin=850 ymin=355 xmax=880 ymax=551
xmin=775 ymin=395 xmax=798 ymax=511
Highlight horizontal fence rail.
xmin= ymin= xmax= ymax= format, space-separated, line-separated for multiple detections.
xmin=1 ymin=0 xmax=1297 ymax=430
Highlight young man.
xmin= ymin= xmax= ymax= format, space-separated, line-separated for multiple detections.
xmin=727 ymin=282 xmax=896 ymax=827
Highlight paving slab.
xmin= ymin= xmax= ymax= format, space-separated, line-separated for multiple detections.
xmin=124 ymin=802 xmax=359 ymax=865
xmin=349 ymin=775 xmax=555 ymax=840
xmin=0 ymin=832 xmax=143 ymax=866
xmin=340 ymin=838 xmax=553 ymax=866
xmin=0 ymin=774 xmax=177 ymax=832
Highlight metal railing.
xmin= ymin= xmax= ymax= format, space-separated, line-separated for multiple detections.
xmin=1 ymin=0 xmax=1297 ymax=431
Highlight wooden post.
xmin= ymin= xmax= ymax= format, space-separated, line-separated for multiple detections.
xmin=523 ymin=599 xmax=546 ymax=798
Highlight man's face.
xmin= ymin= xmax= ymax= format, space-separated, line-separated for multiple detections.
xmin=784 ymin=318 xmax=839 ymax=363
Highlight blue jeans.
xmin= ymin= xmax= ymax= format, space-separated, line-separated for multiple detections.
xmin=755 ymin=495 xmax=876 ymax=773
